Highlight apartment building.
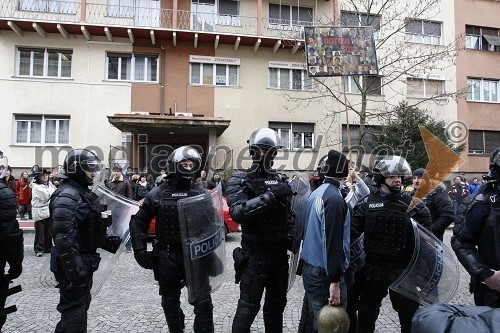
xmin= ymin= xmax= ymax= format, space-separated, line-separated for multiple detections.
xmin=456 ymin=0 xmax=500 ymax=176
xmin=0 ymin=0 xmax=459 ymax=177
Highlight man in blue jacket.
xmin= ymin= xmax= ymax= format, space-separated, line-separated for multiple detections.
xmin=301 ymin=150 xmax=350 ymax=333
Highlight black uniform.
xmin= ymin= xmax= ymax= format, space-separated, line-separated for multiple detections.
xmin=226 ymin=166 xmax=293 ymax=333
xmin=452 ymin=181 xmax=500 ymax=307
xmin=50 ymin=179 xmax=109 ymax=333
xmin=0 ymin=182 xmax=23 ymax=329
xmin=351 ymin=187 xmax=432 ymax=333
xmin=129 ymin=179 xmax=214 ymax=333
xmin=410 ymin=188 xmax=454 ymax=241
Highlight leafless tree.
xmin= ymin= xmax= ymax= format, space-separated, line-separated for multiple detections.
xmin=279 ymin=0 xmax=466 ymax=149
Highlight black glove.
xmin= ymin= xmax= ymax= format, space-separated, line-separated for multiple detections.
xmin=270 ymin=183 xmax=294 ymax=199
xmin=7 ymin=264 xmax=22 ymax=280
xmin=101 ymin=236 xmax=122 ymax=254
xmin=67 ymin=274 xmax=88 ymax=290
xmin=134 ymin=250 xmax=154 ymax=270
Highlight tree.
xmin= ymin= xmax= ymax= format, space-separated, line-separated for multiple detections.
xmin=369 ymin=102 xmax=464 ymax=169
xmin=280 ymin=0 xmax=466 ymax=148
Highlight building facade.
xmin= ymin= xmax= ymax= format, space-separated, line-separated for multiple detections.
xmin=0 ymin=0 xmax=465 ymax=180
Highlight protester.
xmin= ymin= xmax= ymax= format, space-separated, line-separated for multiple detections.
xmin=15 ymin=171 xmax=32 ymax=220
xmin=0 ymin=166 xmax=16 ymax=193
xmin=154 ymin=169 xmax=166 ymax=187
xmin=134 ymin=174 xmax=151 ymax=201
xmin=207 ymin=172 xmax=223 ymax=191
xmin=31 ymin=168 xmax=56 ymax=257
xmin=301 ymin=150 xmax=350 ymax=333
xmin=448 ymin=175 xmax=469 ymax=214
xmin=468 ymin=177 xmax=480 ymax=195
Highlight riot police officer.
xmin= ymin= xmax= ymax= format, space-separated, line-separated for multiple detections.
xmin=129 ymin=146 xmax=214 ymax=333
xmin=226 ymin=128 xmax=294 ymax=333
xmin=452 ymin=147 xmax=500 ymax=307
xmin=350 ymin=156 xmax=431 ymax=333
xmin=0 ymin=152 xmax=23 ymax=330
xmin=50 ymin=148 xmax=107 ymax=333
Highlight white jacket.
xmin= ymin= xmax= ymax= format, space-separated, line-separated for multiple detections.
xmin=31 ymin=182 xmax=56 ymax=221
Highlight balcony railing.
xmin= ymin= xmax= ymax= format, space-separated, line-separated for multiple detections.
xmin=0 ymin=0 xmax=313 ymax=40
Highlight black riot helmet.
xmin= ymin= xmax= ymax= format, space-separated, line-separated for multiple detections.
xmin=61 ymin=149 xmax=102 ymax=186
xmin=247 ymin=128 xmax=281 ymax=172
xmin=489 ymin=147 xmax=500 ymax=179
xmin=373 ymin=155 xmax=411 ymax=192
xmin=166 ymin=146 xmax=202 ymax=182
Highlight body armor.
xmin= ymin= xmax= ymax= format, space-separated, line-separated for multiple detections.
xmin=239 ymin=172 xmax=290 ymax=245
xmin=477 ymin=194 xmax=500 ymax=270
xmin=156 ymin=184 xmax=201 ymax=245
xmin=364 ymin=192 xmax=414 ymax=266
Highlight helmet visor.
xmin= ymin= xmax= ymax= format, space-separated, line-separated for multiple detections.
xmin=249 ymin=128 xmax=281 ymax=150
xmin=81 ymin=159 xmax=103 ymax=172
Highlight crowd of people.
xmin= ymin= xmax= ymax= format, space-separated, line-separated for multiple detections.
xmin=1 ymin=130 xmax=500 ymax=333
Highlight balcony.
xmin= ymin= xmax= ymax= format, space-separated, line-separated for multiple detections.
xmin=0 ymin=0 xmax=312 ymax=46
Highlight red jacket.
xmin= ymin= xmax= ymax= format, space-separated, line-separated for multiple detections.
xmin=16 ymin=179 xmax=32 ymax=205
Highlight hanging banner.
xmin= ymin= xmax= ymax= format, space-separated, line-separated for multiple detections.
xmin=304 ymin=26 xmax=379 ymax=77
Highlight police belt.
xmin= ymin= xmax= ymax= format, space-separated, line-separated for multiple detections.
xmin=365 ymin=256 xmax=409 ymax=270
xmin=153 ymin=242 xmax=183 ymax=254
xmin=241 ymin=238 xmax=287 ymax=256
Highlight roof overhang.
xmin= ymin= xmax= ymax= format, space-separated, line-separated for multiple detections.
xmin=107 ymin=113 xmax=231 ymax=136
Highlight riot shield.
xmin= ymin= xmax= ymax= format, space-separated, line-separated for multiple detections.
xmin=389 ymin=220 xmax=459 ymax=306
xmin=178 ymin=184 xmax=226 ymax=303
xmin=91 ymin=184 xmax=141 ymax=295
xmin=288 ymin=173 xmax=311 ymax=292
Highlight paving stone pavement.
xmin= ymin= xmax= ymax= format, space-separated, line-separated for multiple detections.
xmin=3 ymin=229 xmax=473 ymax=332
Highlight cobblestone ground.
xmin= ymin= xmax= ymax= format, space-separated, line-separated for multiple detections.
xmin=3 ymin=230 xmax=473 ymax=332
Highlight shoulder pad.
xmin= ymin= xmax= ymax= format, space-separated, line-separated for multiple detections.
xmin=474 ymin=193 xmax=490 ymax=204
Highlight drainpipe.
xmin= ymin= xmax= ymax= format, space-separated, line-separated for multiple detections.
xmin=81 ymin=0 xmax=86 ymax=22
xmin=173 ymin=0 xmax=178 ymax=29
xmin=160 ymin=44 xmax=166 ymax=115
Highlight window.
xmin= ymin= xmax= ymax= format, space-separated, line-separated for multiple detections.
xmin=269 ymin=67 xmax=313 ymax=91
xmin=466 ymin=25 xmax=500 ymax=52
xmin=467 ymin=78 xmax=499 ymax=103
xmin=19 ymin=0 xmax=77 ymax=14
xmin=341 ymin=76 xmax=382 ymax=95
xmin=341 ymin=11 xmax=381 ymax=39
xmin=269 ymin=3 xmax=313 ymax=29
xmin=17 ymin=48 xmax=72 ymax=78
xmin=404 ymin=19 xmax=442 ymax=45
xmin=342 ymin=125 xmax=374 ymax=153
xmin=15 ymin=115 xmax=70 ymax=145
xmin=106 ymin=53 xmax=158 ymax=82
xmin=468 ymin=130 xmax=500 ymax=155
xmin=270 ymin=122 xmax=314 ymax=150
xmin=190 ymin=63 xmax=239 ymax=86
xmin=407 ymin=77 xmax=444 ymax=98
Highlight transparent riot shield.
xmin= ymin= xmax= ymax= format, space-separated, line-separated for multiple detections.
xmin=91 ymin=184 xmax=141 ymax=295
xmin=178 ymin=184 xmax=226 ymax=303
xmin=389 ymin=220 xmax=460 ymax=306
xmin=288 ymin=173 xmax=311 ymax=292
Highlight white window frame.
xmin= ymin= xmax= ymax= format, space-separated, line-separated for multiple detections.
xmin=189 ymin=63 xmax=239 ymax=87
xmin=14 ymin=115 xmax=70 ymax=146
xmin=106 ymin=53 xmax=159 ymax=82
xmin=270 ymin=122 xmax=315 ymax=150
xmin=340 ymin=11 xmax=382 ymax=39
xmin=268 ymin=67 xmax=314 ymax=91
xmin=467 ymin=78 xmax=500 ymax=103
xmin=342 ymin=76 xmax=383 ymax=95
xmin=16 ymin=47 xmax=72 ymax=78
xmin=19 ymin=0 xmax=77 ymax=14
xmin=404 ymin=19 xmax=442 ymax=45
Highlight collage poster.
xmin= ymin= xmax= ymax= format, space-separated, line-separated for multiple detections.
xmin=304 ymin=26 xmax=379 ymax=77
